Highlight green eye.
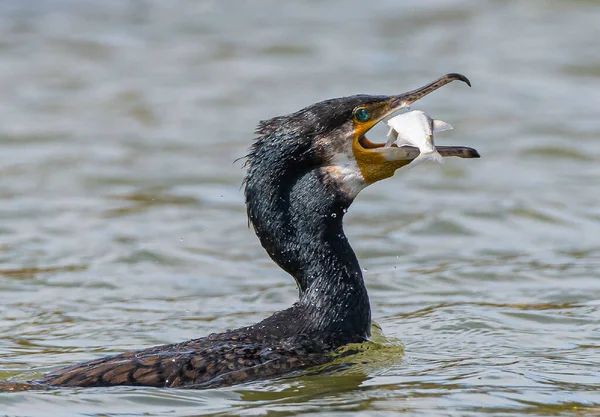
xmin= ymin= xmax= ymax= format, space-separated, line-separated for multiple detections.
xmin=354 ymin=108 xmax=369 ymax=122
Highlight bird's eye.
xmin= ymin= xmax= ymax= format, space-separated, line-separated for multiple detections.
xmin=354 ymin=108 xmax=370 ymax=122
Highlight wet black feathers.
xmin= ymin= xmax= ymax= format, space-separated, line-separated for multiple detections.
xmin=30 ymin=94 xmax=377 ymax=390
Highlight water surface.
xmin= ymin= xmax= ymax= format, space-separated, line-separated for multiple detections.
xmin=1 ymin=0 xmax=599 ymax=416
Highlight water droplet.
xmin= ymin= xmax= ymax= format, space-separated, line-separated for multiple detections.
xmin=180 ymin=238 xmax=183 ymax=242
xmin=331 ymin=213 xmax=337 ymax=218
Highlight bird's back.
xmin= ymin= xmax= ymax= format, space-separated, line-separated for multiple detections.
xmin=35 ymin=309 xmax=336 ymax=389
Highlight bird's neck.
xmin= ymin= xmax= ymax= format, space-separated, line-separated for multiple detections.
xmin=245 ymin=165 xmax=371 ymax=342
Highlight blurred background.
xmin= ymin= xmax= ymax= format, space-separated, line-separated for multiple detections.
xmin=1 ymin=0 xmax=599 ymax=416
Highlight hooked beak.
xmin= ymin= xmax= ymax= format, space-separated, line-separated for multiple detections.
xmin=388 ymin=73 xmax=472 ymax=111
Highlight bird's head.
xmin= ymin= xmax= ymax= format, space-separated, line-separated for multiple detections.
xmin=246 ymin=73 xmax=479 ymax=201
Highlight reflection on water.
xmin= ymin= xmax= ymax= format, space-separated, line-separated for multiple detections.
xmin=1 ymin=0 xmax=600 ymax=415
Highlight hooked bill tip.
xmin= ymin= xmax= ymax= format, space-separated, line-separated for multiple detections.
xmin=446 ymin=73 xmax=472 ymax=87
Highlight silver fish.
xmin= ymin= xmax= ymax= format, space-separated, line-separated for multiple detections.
xmin=386 ymin=110 xmax=453 ymax=168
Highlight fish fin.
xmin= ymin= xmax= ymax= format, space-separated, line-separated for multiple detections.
xmin=407 ymin=150 xmax=444 ymax=169
xmin=432 ymin=120 xmax=453 ymax=133
xmin=385 ymin=128 xmax=398 ymax=147
xmin=431 ymin=150 xmax=445 ymax=164
xmin=406 ymin=154 xmax=426 ymax=169
xmin=393 ymin=131 xmax=414 ymax=147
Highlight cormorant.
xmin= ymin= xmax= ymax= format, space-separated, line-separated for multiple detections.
xmin=22 ymin=74 xmax=479 ymax=389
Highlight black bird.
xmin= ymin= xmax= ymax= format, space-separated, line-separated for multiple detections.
xmin=20 ymin=74 xmax=479 ymax=390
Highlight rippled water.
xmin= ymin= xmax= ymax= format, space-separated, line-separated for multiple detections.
xmin=1 ymin=0 xmax=599 ymax=415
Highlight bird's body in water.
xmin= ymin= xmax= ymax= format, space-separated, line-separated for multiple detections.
xmin=3 ymin=74 xmax=479 ymax=390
